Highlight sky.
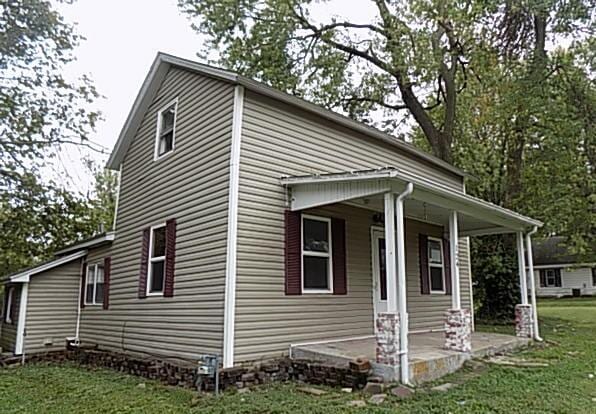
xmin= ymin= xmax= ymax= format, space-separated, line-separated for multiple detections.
xmin=51 ymin=0 xmax=203 ymax=191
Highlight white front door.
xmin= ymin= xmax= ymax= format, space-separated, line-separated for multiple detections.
xmin=371 ymin=228 xmax=387 ymax=328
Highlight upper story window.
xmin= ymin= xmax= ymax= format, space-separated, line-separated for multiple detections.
xmin=85 ymin=263 xmax=105 ymax=306
xmin=148 ymin=224 xmax=166 ymax=295
xmin=428 ymin=237 xmax=445 ymax=293
xmin=155 ymin=99 xmax=177 ymax=159
xmin=301 ymin=215 xmax=333 ymax=293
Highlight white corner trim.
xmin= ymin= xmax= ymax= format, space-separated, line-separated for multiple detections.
xmin=223 ymin=85 xmax=245 ymax=368
xmin=15 ymin=282 xmax=29 ymax=356
xmin=112 ymin=165 xmax=122 ymax=231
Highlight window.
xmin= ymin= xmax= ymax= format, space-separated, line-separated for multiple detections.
xmin=4 ymin=287 xmax=14 ymax=323
xmin=301 ymin=215 xmax=333 ymax=292
xmin=428 ymin=237 xmax=445 ymax=293
xmin=540 ymin=268 xmax=561 ymax=287
xmin=85 ymin=263 xmax=105 ymax=305
xmin=155 ymin=99 xmax=177 ymax=159
xmin=148 ymin=225 xmax=166 ymax=295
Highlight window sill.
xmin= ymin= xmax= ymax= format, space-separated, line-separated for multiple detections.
xmin=154 ymin=150 xmax=175 ymax=162
xmin=302 ymin=289 xmax=334 ymax=294
xmin=430 ymin=290 xmax=447 ymax=295
xmin=146 ymin=292 xmax=165 ymax=297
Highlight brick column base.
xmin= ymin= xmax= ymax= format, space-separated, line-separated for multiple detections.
xmin=376 ymin=312 xmax=400 ymax=365
xmin=444 ymin=308 xmax=472 ymax=352
xmin=515 ymin=304 xmax=534 ymax=338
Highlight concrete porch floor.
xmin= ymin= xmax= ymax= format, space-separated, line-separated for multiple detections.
xmin=290 ymin=331 xmax=531 ymax=384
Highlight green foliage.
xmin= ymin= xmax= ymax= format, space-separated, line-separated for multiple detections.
xmin=0 ymin=163 xmax=118 ymax=275
xmin=3 ymin=299 xmax=596 ymax=413
xmin=0 ymin=1 xmax=113 ymax=276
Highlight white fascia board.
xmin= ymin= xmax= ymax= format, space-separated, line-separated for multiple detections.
xmin=9 ymin=250 xmax=88 ymax=283
xmin=54 ymin=233 xmax=115 ymax=256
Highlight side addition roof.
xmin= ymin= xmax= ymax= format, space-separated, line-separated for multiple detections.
xmin=106 ymin=52 xmax=466 ymax=180
xmin=6 ymin=250 xmax=88 ymax=283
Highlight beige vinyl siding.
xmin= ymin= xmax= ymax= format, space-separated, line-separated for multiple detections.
xmin=79 ymin=244 xmax=111 ymax=344
xmin=24 ymin=261 xmax=81 ymax=354
xmin=79 ymin=68 xmax=234 ymax=360
xmin=233 ymin=90 xmax=471 ymax=363
xmin=234 ymin=201 xmax=472 ymax=362
xmin=0 ymin=284 xmax=20 ymax=353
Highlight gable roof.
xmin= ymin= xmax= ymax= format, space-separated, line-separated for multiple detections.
xmin=54 ymin=231 xmax=114 ymax=256
xmin=107 ymin=52 xmax=466 ymax=179
xmin=5 ymin=250 xmax=87 ymax=283
xmin=533 ymin=236 xmax=596 ymax=266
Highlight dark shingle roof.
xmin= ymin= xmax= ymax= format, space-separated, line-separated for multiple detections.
xmin=533 ymin=237 xmax=595 ymax=265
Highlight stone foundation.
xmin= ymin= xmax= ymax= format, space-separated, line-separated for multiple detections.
xmin=515 ymin=304 xmax=534 ymax=338
xmin=376 ymin=312 xmax=400 ymax=365
xmin=444 ymin=308 xmax=472 ymax=352
xmin=3 ymin=348 xmax=370 ymax=392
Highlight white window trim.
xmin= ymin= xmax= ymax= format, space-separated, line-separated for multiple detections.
xmin=428 ymin=236 xmax=446 ymax=294
xmin=147 ymin=223 xmax=166 ymax=297
xmin=84 ymin=263 xmax=105 ymax=306
xmin=4 ymin=286 xmax=14 ymax=323
xmin=154 ymin=98 xmax=178 ymax=161
xmin=301 ymin=214 xmax=334 ymax=294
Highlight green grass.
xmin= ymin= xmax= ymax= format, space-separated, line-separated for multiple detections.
xmin=2 ymin=298 xmax=596 ymax=413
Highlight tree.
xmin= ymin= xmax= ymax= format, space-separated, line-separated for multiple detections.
xmin=0 ymin=1 xmax=110 ymax=276
xmin=1 ymin=0 xmax=101 ymax=198
xmin=0 ymin=163 xmax=118 ymax=275
xmin=181 ymin=0 xmax=595 ymax=320
xmin=179 ymin=0 xmax=488 ymax=163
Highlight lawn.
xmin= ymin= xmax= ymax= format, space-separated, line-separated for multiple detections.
xmin=1 ymin=298 xmax=596 ymax=413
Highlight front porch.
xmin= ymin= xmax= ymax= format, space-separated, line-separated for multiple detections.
xmin=282 ymin=167 xmax=543 ymax=384
xmin=291 ymin=331 xmax=531 ymax=384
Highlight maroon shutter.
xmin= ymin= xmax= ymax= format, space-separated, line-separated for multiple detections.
xmin=332 ymin=217 xmax=347 ymax=295
xmin=80 ymin=264 xmax=87 ymax=309
xmin=103 ymin=257 xmax=111 ymax=309
xmin=443 ymin=238 xmax=452 ymax=295
xmin=164 ymin=218 xmax=177 ymax=297
xmin=419 ymin=234 xmax=430 ymax=294
xmin=138 ymin=228 xmax=150 ymax=299
xmin=285 ymin=210 xmax=301 ymax=295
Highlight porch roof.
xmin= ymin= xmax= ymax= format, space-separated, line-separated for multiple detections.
xmin=280 ymin=168 xmax=542 ymax=236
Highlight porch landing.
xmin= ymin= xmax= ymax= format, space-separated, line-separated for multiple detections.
xmin=290 ymin=331 xmax=530 ymax=384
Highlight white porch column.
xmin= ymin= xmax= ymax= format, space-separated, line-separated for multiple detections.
xmin=516 ymin=232 xmax=528 ymax=305
xmin=383 ymin=192 xmax=397 ymax=313
xmin=395 ymin=183 xmax=413 ymax=384
xmin=525 ymin=229 xmax=542 ymax=340
xmin=449 ymin=211 xmax=461 ymax=310
xmin=444 ymin=210 xmax=472 ymax=353
xmin=376 ymin=193 xmax=400 ymax=373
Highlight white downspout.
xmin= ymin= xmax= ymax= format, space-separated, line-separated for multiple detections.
xmin=516 ymin=232 xmax=528 ymax=305
xmin=525 ymin=226 xmax=542 ymax=341
xmin=75 ymin=260 xmax=84 ymax=343
xmin=395 ymin=183 xmax=413 ymax=385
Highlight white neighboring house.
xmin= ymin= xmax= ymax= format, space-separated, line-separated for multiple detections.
xmin=530 ymin=237 xmax=596 ymax=298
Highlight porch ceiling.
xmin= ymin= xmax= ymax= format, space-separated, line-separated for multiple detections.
xmin=280 ymin=168 xmax=542 ymax=236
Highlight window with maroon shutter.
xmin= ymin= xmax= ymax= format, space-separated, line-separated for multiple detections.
xmin=164 ymin=218 xmax=177 ymax=297
xmin=84 ymin=263 xmax=105 ymax=306
xmin=103 ymin=257 xmax=111 ymax=309
xmin=285 ymin=210 xmax=301 ymax=295
xmin=138 ymin=228 xmax=150 ymax=298
xmin=302 ymin=215 xmax=333 ymax=292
